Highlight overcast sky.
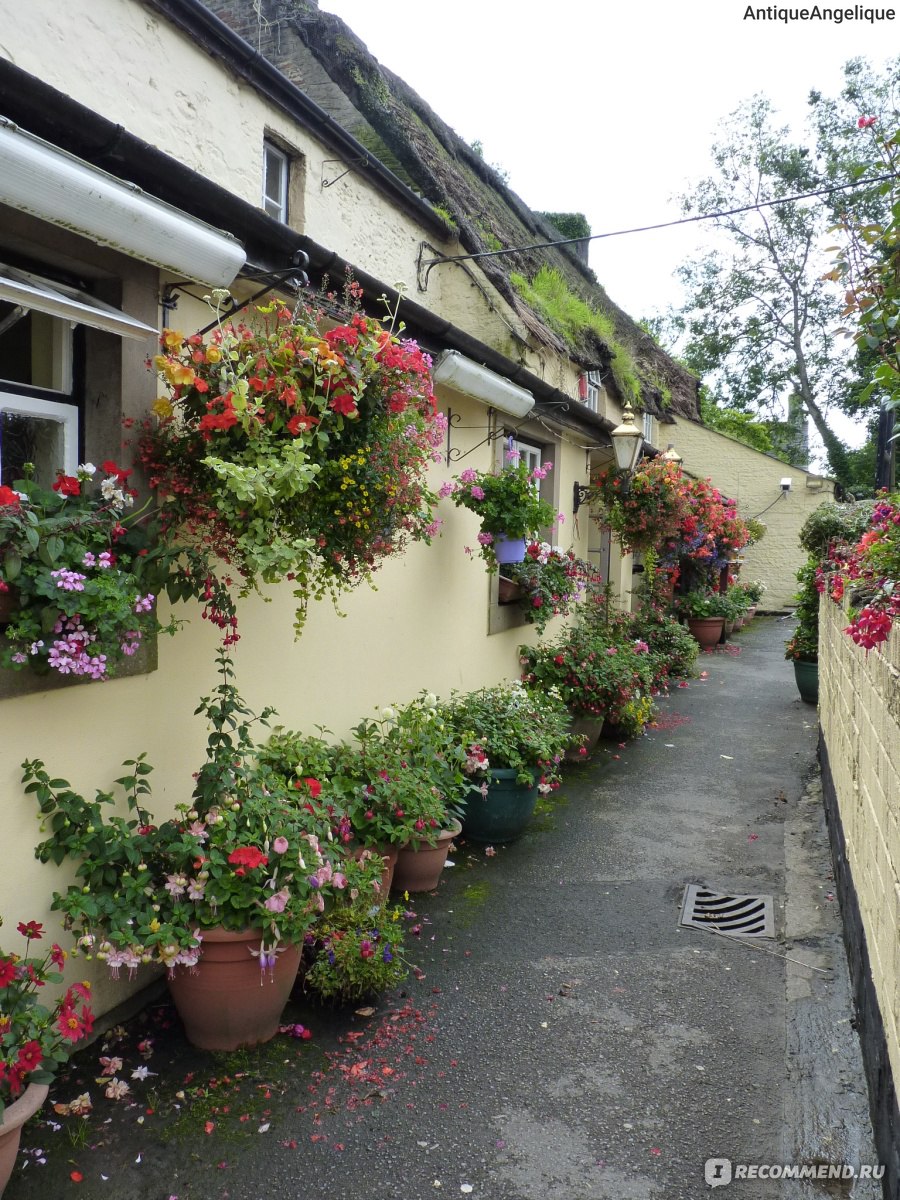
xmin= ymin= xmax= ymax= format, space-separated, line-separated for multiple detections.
xmin=320 ymin=0 xmax=896 ymax=452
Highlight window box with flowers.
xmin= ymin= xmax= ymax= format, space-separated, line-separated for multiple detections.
xmin=499 ymin=542 xmax=602 ymax=635
xmin=0 ymin=463 xmax=173 ymax=686
xmin=138 ymin=289 xmax=445 ymax=640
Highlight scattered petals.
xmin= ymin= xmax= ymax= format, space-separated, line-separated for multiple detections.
xmin=70 ymin=1171 xmax=84 ymax=1183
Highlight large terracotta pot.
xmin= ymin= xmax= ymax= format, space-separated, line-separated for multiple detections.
xmin=686 ymin=616 xmax=725 ymax=651
xmin=0 ymin=1083 xmax=49 ymax=1197
xmin=167 ymin=928 xmax=301 ymax=1051
xmin=391 ymin=820 xmax=461 ymax=893
xmin=352 ymin=844 xmax=399 ymax=897
xmin=461 ymin=769 xmax=539 ymax=843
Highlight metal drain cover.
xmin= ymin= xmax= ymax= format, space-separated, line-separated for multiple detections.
xmin=680 ymin=885 xmax=775 ymax=938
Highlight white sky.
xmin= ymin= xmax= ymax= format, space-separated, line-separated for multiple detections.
xmin=320 ymin=0 xmax=896 ymax=453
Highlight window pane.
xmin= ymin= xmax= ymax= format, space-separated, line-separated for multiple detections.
xmin=0 ymin=409 xmax=67 ymax=488
xmin=0 ymin=303 xmax=71 ymax=391
xmin=263 ymin=144 xmax=288 ymax=222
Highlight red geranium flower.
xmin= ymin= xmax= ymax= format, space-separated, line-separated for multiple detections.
xmin=0 ymin=484 xmax=20 ymax=508
xmin=51 ymin=473 xmax=81 ymax=497
xmin=228 ymin=846 xmax=269 ymax=870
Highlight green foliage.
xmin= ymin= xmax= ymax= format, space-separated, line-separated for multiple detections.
xmin=699 ymin=391 xmax=778 ymax=454
xmin=500 ymin=546 xmax=602 ymax=635
xmin=509 ymin=267 xmax=641 ymax=404
xmin=446 ymin=459 xmax=558 ymax=566
xmin=304 ymin=901 xmax=411 ymax=1005
xmin=674 ymin=589 xmax=731 ymax=619
xmin=538 ymin=212 xmax=591 ymax=241
xmin=438 ymin=682 xmax=573 ymax=786
xmin=785 ymin=558 xmax=820 ymax=661
xmin=798 ymin=499 xmax=876 ymax=556
xmin=431 ymin=203 xmax=458 ymax=231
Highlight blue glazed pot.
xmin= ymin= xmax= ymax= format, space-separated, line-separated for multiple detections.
xmin=462 ymin=768 xmax=539 ymax=843
xmin=493 ymin=535 xmax=527 ymax=565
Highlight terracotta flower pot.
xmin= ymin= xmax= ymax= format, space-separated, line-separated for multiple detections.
xmin=0 ymin=1083 xmax=49 ymax=1197
xmin=391 ymin=820 xmax=461 ymax=893
xmin=352 ymin=844 xmax=399 ymax=897
xmin=686 ymin=616 xmax=725 ymax=651
xmin=497 ymin=575 xmax=525 ymax=604
xmin=461 ymin=769 xmax=540 ymax=843
xmin=166 ymin=928 xmax=301 ymax=1050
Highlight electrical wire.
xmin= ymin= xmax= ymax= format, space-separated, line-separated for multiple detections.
xmin=422 ymin=172 xmax=897 ymax=269
xmin=750 ymin=492 xmax=790 ymax=521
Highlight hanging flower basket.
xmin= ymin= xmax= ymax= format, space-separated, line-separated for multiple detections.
xmin=138 ymin=289 xmax=446 ymax=638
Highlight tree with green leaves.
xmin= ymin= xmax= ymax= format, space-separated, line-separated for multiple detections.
xmin=667 ymin=95 xmax=855 ymax=480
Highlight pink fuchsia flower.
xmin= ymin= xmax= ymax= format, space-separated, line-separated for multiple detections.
xmin=272 ymin=836 xmax=289 ymax=854
xmin=264 ymin=888 xmax=290 ymax=913
xmin=360 ymin=940 xmax=375 ymax=959
xmin=858 ymin=115 xmax=877 ymax=128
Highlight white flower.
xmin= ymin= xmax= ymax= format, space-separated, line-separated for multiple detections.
xmin=381 ymin=706 xmax=396 ymax=721
xmin=77 ymin=462 xmax=97 ymax=477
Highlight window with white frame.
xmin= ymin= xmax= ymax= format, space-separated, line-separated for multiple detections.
xmin=642 ymin=409 xmax=654 ymax=444
xmin=0 ymin=297 xmax=78 ymax=488
xmin=263 ymin=141 xmax=290 ymax=223
xmin=583 ymin=370 xmax=603 ymax=414
xmin=513 ymin=438 xmax=542 ymax=480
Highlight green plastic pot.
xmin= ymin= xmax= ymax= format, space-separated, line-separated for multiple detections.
xmin=793 ymin=658 xmax=819 ymax=704
xmin=462 ymin=769 xmax=539 ymax=843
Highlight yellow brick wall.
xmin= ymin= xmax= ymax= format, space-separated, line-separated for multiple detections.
xmin=819 ymin=598 xmax=900 ymax=1084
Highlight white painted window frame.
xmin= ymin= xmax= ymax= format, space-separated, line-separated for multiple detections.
xmin=263 ymin=141 xmax=289 ymax=223
xmin=0 ymin=390 xmax=79 ymax=482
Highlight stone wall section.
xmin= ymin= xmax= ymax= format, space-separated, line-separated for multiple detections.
xmin=819 ymin=597 xmax=900 ymax=1089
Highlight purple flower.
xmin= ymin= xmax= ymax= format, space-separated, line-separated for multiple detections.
xmin=470 ymin=485 xmax=485 ymax=500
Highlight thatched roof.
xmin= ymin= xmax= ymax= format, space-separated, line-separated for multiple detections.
xmin=204 ymin=0 xmax=700 ymax=421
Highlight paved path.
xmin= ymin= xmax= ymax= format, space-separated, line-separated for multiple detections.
xmin=9 ymin=618 xmax=881 ymax=1200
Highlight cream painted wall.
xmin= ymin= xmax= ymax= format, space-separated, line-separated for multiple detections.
xmin=819 ymin=599 xmax=900 ymax=1089
xmin=668 ymin=418 xmax=835 ymax=609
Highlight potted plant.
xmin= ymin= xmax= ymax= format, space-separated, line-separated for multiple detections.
xmin=0 ymin=919 xmax=93 ymax=1195
xmin=301 ymin=856 xmax=414 ymax=1005
xmin=138 ymin=289 xmax=445 ymax=638
xmin=785 ymin=559 xmax=820 ymax=703
xmin=441 ymin=449 xmax=558 ymax=567
xmin=0 ymin=465 xmax=172 ymax=680
xmin=499 ymin=543 xmax=601 ymax=634
xmin=22 ymin=652 xmax=339 ymax=1050
xmin=519 ymin=621 xmax=657 ymax=756
xmin=742 ymin=579 xmax=766 ymax=619
xmin=674 ymin=589 xmax=729 ymax=650
xmin=438 ymin=681 xmax=573 ymax=842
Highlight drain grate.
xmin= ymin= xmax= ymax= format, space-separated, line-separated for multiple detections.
xmin=680 ymin=885 xmax=775 ymax=938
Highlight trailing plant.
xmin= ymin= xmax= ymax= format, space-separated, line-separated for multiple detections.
xmin=0 ymin=465 xmax=172 ymax=679
xmin=138 ymin=286 xmax=445 ymax=637
xmin=501 ymin=543 xmax=601 ymax=634
xmin=589 ymin=458 xmax=688 ymax=553
xmin=822 ymin=491 xmax=900 ymax=650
